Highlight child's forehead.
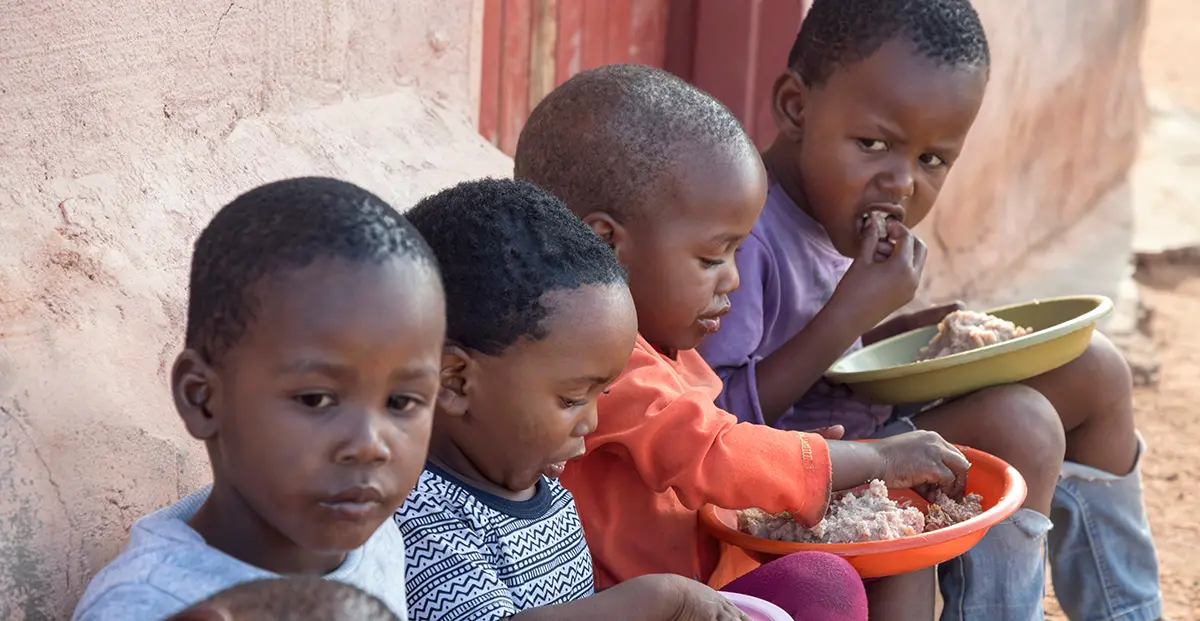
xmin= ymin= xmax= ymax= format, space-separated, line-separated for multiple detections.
xmin=817 ymin=40 xmax=987 ymax=139
xmin=237 ymin=258 xmax=444 ymax=354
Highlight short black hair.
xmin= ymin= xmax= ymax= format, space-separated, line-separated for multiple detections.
xmin=789 ymin=0 xmax=990 ymax=87
xmin=406 ymin=178 xmax=626 ymax=356
xmin=185 ymin=177 xmax=437 ymax=361
xmin=168 ymin=577 xmax=400 ymax=620
xmin=514 ymin=63 xmax=756 ymax=222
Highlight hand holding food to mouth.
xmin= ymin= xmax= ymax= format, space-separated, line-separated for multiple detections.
xmin=863 ymin=210 xmax=895 ymax=262
xmin=830 ymin=212 xmax=929 ymax=334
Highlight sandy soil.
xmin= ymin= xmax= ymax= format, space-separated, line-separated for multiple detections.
xmin=1133 ymin=265 xmax=1200 ymax=619
xmin=1042 ymin=262 xmax=1200 ymax=620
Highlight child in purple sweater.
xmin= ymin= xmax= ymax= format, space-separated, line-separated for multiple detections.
xmin=699 ymin=1 xmax=1162 ymax=620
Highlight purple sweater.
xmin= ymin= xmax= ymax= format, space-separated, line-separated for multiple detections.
xmin=698 ymin=181 xmax=892 ymax=439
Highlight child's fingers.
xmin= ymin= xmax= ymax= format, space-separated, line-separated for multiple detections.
xmin=810 ymin=425 xmax=846 ymax=440
xmin=914 ymin=482 xmax=937 ymax=503
xmin=941 ymin=448 xmax=970 ymax=497
xmin=857 ymin=220 xmax=881 ymax=262
xmin=931 ymin=462 xmax=958 ymax=494
xmin=887 ymin=222 xmax=916 ymax=266
xmin=873 ymin=236 xmax=895 ymax=263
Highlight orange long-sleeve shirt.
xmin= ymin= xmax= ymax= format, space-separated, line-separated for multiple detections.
xmin=560 ymin=334 xmax=832 ymax=589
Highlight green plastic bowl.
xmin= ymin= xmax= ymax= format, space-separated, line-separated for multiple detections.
xmin=825 ymin=295 xmax=1113 ymax=404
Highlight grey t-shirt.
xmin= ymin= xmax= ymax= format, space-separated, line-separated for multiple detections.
xmin=71 ymin=487 xmax=409 ymax=621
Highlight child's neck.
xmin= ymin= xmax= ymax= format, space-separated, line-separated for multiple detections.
xmin=647 ymin=340 xmax=678 ymax=360
xmin=190 ymin=480 xmax=347 ymax=575
xmin=428 ymin=433 xmax=537 ymax=502
xmin=762 ymin=142 xmax=817 ymax=221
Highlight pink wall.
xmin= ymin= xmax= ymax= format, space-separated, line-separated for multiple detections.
xmin=0 ymin=1 xmax=509 ymax=617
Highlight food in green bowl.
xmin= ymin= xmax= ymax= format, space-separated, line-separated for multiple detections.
xmin=917 ymin=310 xmax=1033 ymax=361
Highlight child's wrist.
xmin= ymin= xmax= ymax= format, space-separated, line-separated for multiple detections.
xmin=825 ymin=289 xmax=886 ymax=338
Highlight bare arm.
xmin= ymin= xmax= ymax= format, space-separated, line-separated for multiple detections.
xmin=753 ymin=299 xmax=874 ymax=425
xmin=827 ymin=438 xmax=885 ymax=491
xmin=755 ymin=223 xmax=927 ymax=425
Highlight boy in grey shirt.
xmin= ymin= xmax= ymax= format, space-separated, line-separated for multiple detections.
xmin=72 ymin=178 xmax=446 ymax=620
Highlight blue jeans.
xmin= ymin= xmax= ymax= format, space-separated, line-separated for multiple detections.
xmin=1046 ymin=447 xmax=1162 ymax=621
xmin=873 ymin=420 xmax=1162 ymax=621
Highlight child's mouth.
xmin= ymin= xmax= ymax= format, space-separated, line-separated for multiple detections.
xmin=859 ymin=210 xmax=891 ymax=240
xmin=859 ymin=209 xmax=899 ymax=260
xmin=318 ymin=485 xmax=385 ymax=520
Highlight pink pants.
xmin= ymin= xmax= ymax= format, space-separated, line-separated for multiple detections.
xmin=721 ymin=552 xmax=868 ymax=621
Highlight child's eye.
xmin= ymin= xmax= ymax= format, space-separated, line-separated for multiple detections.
xmin=387 ymin=394 xmax=420 ymax=414
xmin=295 ymin=393 xmax=336 ymax=408
xmin=700 ymin=257 xmax=725 ymax=269
xmin=857 ymin=138 xmax=888 ymax=152
xmin=919 ymin=153 xmax=946 ymax=167
xmin=560 ymin=397 xmax=587 ymax=408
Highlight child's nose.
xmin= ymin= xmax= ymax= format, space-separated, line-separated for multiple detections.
xmin=878 ymin=158 xmax=915 ymax=201
xmin=716 ymin=262 xmax=740 ymax=295
xmin=574 ymin=404 xmax=599 ymax=437
xmin=335 ymin=408 xmax=392 ymax=465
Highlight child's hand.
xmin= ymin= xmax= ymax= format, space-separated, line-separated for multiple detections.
xmin=832 ymin=219 xmax=929 ymax=334
xmin=809 ymin=424 xmax=846 ymax=440
xmin=664 ymin=576 xmax=750 ymax=621
xmin=871 ymin=431 xmax=969 ymax=498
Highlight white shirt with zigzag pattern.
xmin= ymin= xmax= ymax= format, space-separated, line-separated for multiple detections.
xmin=396 ymin=464 xmax=594 ymax=621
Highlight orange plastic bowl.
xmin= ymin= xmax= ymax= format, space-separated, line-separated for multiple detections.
xmin=699 ymin=446 xmax=1026 ymax=579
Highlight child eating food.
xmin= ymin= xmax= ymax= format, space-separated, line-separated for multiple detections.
xmin=515 ymin=62 xmax=981 ymax=620
xmin=698 ymin=1 xmax=1163 ymax=619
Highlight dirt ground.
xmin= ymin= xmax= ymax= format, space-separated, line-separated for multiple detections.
xmin=1042 ymin=261 xmax=1200 ymax=620
xmin=1131 ymin=263 xmax=1200 ymax=619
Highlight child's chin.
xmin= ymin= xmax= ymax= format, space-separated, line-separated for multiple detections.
xmin=300 ymin=524 xmax=380 ymax=553
xmin=678 ymin=330 xmax=707 ymax=351
xmin=322 ymin=534 xmax=375 ymax=554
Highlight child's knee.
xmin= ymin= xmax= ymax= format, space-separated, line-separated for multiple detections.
xmin=971 ymin=385 xmax=1065 ymax=485
xmin=1079 ymin=332 xmax=1135 ymax=412
xmin=769 ymin=552 xmax=868 ymax=619
xmin=775 ymin=551 xmax=860 ymax=586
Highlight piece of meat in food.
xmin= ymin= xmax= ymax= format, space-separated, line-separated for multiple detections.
xmin=917 ymin=310 xmax=1032 ymax=361
xmin=737 ymin=480 xmax=925 ymax=544
xmin=923 ymin=491 xmax=984 ymax=532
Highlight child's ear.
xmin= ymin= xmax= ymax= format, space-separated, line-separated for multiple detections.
xmin=171 ymin=349 xmax=221 ymax=441
xmin=438 ymin=344 xmax=473 ymax=418
xmin=771 ymin=69 xmax=809 ymax=143
xmin=581 ymin=212 xmax=631 ymax=264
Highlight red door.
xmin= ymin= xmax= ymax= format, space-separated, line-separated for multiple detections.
xmin=478 ymin=0 xmax=671 ymax=156
xmin=478 ymin=0 xmax=809 ymax=155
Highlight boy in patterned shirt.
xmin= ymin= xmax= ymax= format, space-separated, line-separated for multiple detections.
xmin=396 ymin=179 xmax=753 ymax=621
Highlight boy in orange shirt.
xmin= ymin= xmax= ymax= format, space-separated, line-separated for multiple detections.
xmin=515 ymin=63 xmax=972 ymax=620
